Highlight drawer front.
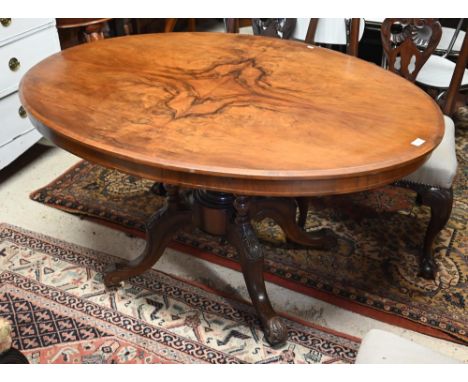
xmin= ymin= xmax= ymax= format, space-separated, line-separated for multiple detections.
xmin=0 ymin=26 xmax=60 ymax=98
xmin=0 ymin=91 xmax=36 ymax=147
xmin=0 ymin=18 xmax=55 ymax=45
xmin=0 ymin=127 xmax=41 ymax=170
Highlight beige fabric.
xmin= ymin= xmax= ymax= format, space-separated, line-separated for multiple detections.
xmin=355 ymin=329 xmax=461 ymax=364
xmin=403 ymin=116 xmax=457 ymax=189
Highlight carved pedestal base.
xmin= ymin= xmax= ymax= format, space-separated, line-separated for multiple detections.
xmin=103 ymin=189 xmax=336 ymax=347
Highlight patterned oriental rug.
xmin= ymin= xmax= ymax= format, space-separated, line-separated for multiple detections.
xmin=0 ymin=224 xmax=359 ymax=364
xmin=30 ymin=130 xmax=468 ymax=345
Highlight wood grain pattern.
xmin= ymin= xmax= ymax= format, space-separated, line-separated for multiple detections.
xmin=20 ymin=33 xmax=444 ymax=196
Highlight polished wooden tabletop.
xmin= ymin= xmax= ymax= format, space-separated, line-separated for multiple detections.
xmin=20 ymin=33 xmax=444 ymax=196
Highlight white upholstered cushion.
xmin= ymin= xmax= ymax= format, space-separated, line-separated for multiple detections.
xmin=438 ymin=27 xmax=466 ymax=54
xmin=403 ymin=116 xmax=457 ymax=189
xmin=355 ymin=329 xmax=461 ymax=364
xmin=416 ymin=55 xmax=468 ymax=89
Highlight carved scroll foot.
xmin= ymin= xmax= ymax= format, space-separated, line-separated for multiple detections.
xmin=227 ymin=196 xmax=288 ymax=347
xmin=251 ymin=197 xmax=337 ymax=250
xmin=103 ymin=186 xmax=192 ymax=287
xmin=263 ymin=316 xmax=289 ymax=349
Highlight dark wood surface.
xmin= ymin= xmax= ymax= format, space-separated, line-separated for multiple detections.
xmin=20 ymin=32 xmax=444 ymax=196
xmin=164 ymin=19 xmax=196 ymax=33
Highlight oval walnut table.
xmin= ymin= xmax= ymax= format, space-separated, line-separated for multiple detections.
xmin=19 ymin=33 xmax=444 ymax=347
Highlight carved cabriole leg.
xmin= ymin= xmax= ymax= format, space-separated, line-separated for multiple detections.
xmin=251 ymin=197 xmax=337 ymax=249
xmin=103 ymin=185 xmax=192 ymax=287
xmin=417 ymin=186 xmax=453 ymax=279
xmin=396 ymin=182 xmax=453 ymax=279
xmin=226 ymin=196 xmax=288 ymax=347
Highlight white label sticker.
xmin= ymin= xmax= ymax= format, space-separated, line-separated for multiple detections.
xmin=411 ymin=138 xmax=426 ymax=147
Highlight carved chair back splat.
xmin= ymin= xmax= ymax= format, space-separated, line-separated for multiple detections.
xmin=251 ymin=19 xmax=297 ymax=39
xmin=381 ymin=18 xmax=442 ymax=82
xmin=378 ymin=19 xmax=464 ymax=281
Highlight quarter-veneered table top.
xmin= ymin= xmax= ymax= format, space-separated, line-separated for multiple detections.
xmin=20 ymin=32 xmax=444 ymax=196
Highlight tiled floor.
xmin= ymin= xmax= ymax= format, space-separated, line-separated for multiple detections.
xmin=0 ymin=142 xmax=467 ymax=362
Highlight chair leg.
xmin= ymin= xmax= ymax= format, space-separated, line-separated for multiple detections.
xmin=188 ymin=18 xmax=196 ymax=32
xmin=164 ymin=19 xmax=178 ymax=33
xmin=416 ymin=186 xmax=453 ymax=279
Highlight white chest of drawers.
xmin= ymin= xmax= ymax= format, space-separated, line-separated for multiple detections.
xmin=0 ymin=18 xmax=61 ymax=170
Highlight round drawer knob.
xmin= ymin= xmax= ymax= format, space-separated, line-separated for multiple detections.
xmin=18 ymin=106 xmax=27 ymax=118
xmin=0 ymin=18 xmax=12 ymax=27
xmin=9 ymin=57 xmax=20 ymax=72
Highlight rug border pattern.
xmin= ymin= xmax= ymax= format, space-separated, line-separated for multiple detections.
xmin=0 ymin=223 xmax=360 ymax=363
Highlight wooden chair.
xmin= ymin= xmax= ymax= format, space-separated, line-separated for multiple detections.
xmin=382 ymin=19 xmax=468 ymax=101
xmin=245 ymin=18 xmax=362 ymax=56
xmin=299 ymin=19 xmax=466 ymax=279
xmin=56 ymin=18 xmax=111 ymax=49
xmin=225 ymin=18 xmax=239 ymax=33
xmin=383 ymin=19 xmax=462 ymax=280
xmin=294 ymin=18 xmax=364 ymax=56
xmin=164 ymin=18 xmax=196 ymax=33
xmin=364 ymin=18 xmax=466 ymax=57
xmin=251 ymin=19 xmax=297 ymax=39
xmin=225 ymin=19 xmax=275 ymax=34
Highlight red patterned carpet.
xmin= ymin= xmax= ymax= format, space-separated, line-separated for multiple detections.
xmin=28 ymin=125 xmax=468 ymax=346
xmin=29 ymin=134 xmax=468 ymax=345
xmin=0 ymin=224 xmax=359 ymax=363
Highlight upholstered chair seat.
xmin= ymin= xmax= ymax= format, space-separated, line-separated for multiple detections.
xmin=403 ymin=116 xmax=458 ymax=188
xmin=417 ymin=54 xmax=468 ymax=89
